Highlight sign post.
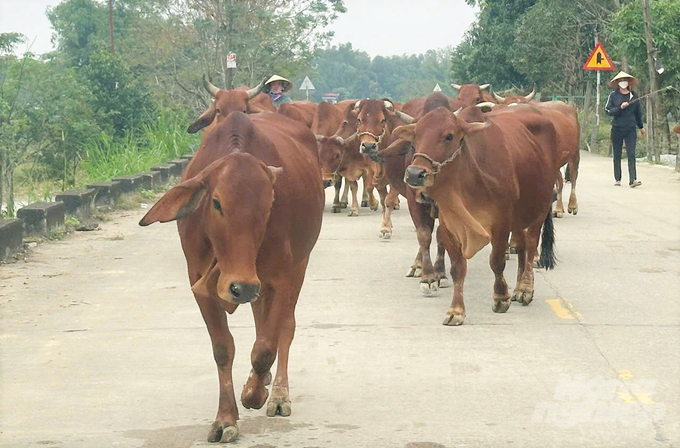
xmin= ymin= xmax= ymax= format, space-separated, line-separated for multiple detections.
xmin=299 ymin=76 xmax=315 ymax=101
xmin=582 ymin=41 xmax=615 ymax=148
xmin=226 ymin=53 xmax=237 ymax=90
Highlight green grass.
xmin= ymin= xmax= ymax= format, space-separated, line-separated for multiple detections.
xmin=78 ymin=109 xmax=198 ymax=187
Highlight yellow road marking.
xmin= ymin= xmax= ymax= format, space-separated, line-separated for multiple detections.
xmin=617 ymin=392 xmax=655 ymax=404
xmin=618 ymin=370 xmax=634 ymax=380
xmin=545 ymin=299 xmax=576 ymax=319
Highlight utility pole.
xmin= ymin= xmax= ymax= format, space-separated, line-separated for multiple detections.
xmin=108 ymin=0 xmax=115 ymax=54
xmin=641 ymin=0 xmax=658 ymax=162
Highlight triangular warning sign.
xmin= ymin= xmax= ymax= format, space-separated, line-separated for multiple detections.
xmin=583 ymin=43 xmax=615 ymax=71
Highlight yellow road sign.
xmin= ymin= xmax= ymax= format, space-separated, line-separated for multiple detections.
xmin=583 ymin=43 xmax=615 ymax=71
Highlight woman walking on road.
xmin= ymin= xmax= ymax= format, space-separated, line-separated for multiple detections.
xmin=605 ymin=71 xmax=646 ymax=188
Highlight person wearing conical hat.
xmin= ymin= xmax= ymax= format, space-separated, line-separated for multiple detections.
xmin=605 ymin=71 xmax=645 ymax=188
xmin=264 ymin=75 xmax=293 ymax=108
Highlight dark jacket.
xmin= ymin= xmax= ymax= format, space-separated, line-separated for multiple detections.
xmin=605 ymin=89 xmax=644 ymax=130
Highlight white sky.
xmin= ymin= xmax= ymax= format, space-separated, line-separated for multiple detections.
xmin=0 ymin=0 xmax=478 ymax=57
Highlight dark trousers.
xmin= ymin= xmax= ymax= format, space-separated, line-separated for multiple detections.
xmin=611 ymin=127 xmax=637 ymax=183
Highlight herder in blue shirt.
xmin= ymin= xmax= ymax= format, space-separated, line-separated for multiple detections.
xmin=605 ymin=71 xmax=646 ymax=188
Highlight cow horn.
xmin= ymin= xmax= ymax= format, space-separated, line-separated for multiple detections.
xmin=451 ymin=83 xmax=462 ymax=90
xmin=246 ymin=79 xmax=265 ymax=100
xmin=203 ymin=75 xmax=220 ymax=97
xmin=476 ymin=102 xmax=496 ymax=110
xmin=492 ymin=91 xmax=506 ymax=103
xmin=354 ymin=100 xmax=362 ymax=109
xmin=315 ymin=135 xmax=325 ymax=142
xmin=479 ymin=84 xmax=490 ymax=91
xmin=453 ymin=107 xmax=463 ymax=117
xmin=524 ymin=86 xmax=536 ymax=101
xmin=334 ymin=136 xmax=345 ymax=146
xmin=383 ymin=100 xmax=394 ymax=111
xmin=395 ymin=110 xmax=415 ymax=124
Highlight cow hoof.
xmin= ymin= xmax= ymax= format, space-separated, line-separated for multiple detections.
xmin=340 ymin=202 xmax=348 ymax=209
xmin=348 ymin=209 xmax=359 ymax=217
xmin=394 ymin=203 xmax=400 ymax=210
xmin=361 ymin=200 xmax=368 ymax=207
xmin=553 ymin=211 xmax=564 ymax=218
xmin=443 ymin=313 xmax=465 ymax=326
xmin=420 ymin=281 xmax=438 ymax=296
xmin=208 ymin=422 xmax=239 ymax=443
xmin=512 ymin=290 xmax=534 ymax=306
xmin=266 ymin=397 xmax=292 ymax=417
xmin=509 ymin=246 xmax=517 ymax=255
xmin=241 ymin=384 xmax=269 ymax=410
xmin=331 ymin=206 xmax=341 ymax=213
xmin=568 ymin=206 xmax=578 ymax=215
xmin=413 ymin=267 xmax=422 ymax=277
xmin=380 ymin=231 xmax=391 ymax=239
xmin=370 ymin=204 xmax=379 ymax=211
xmin=492 ymin=298 xmax=511 ymax=313
xmin=437 ymin=277 xmax=450 ymax=288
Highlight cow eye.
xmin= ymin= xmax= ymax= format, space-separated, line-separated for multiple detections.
xmin=445 ymin=134 xmax=454 ymax=141
xmin=212 ymin=199 xmax=222 ymax=213
xmin=381 ymin=118 xmax=386 ymax=124
xmin=334 ymin=153 xmax=340 ymax=160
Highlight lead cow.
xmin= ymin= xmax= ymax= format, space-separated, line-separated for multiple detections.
xmin=139 ymin=109 xmax=323 ymax=443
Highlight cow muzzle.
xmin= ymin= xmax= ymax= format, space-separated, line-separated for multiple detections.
xmin=405 ymin=166 xmax=429 ymax=188
xmin=323 ymin=179 xmax=333 ymax=188
xmin=228 ymin=281 xmax=260 ymax=304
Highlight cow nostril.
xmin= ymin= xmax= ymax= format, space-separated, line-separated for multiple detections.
xmin=230 ymin=283 xmax=241 ymax=298
xmin=418 ymin=171 xmax=426 ymax=179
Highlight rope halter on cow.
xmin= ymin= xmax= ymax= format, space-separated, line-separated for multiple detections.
xmin=356 ymin=126 xmax=387 ymax=146
xmin=411 ymin=139 xmax=465 ymax=177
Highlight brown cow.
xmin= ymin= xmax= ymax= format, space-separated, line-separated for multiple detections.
xmin=278 ymin=101 xmax=317 ymax=128
xmin=317 ymin=103 xmax=377 ymax=216
xmin=398 ymin=105 xmax=558 ymax=325
xmin=491 ymin=86 xmax=537 ymax=106
xmin=451 ymin=83 xmax=492 ymax=105
xmin=188 ymin=76 xmax=267 ymax=134
xmin=139 ymin=111 xmax=324 ymax=443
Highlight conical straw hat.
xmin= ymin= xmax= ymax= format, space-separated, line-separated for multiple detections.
xmin=265 ymin=75 xmax=292 ymax=92
xmin=609 ymin=71 xmax=638 ymax=89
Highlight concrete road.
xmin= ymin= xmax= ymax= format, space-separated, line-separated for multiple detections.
xmin=1 ymin=151 xmax=679 ymax=448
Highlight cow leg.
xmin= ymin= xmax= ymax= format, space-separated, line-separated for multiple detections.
xmin=406 ymin=247 xmax=423 ymax=278
xmin=553 ymin=170 xmax=565 ymax=218
xmin=434 ymin=226 xmax=448 ymax=288
xmin=490 ymin=230 xmax=512 ymax=314
xmin=567 ymin=156 xmax=579 ymax=215
xmin=513 ymin=221 xmax=541 ymax=305
xmin=331 ymin=178 xmax=342 ymax=213
xmin=348 ymin=180 xmax=359 ymax=217
xmin=364 ymin=172 xmax=379 ymax=211
xmin=377 ymin=185 xmax=392 ymax=238
xmin=340 ymin=179 xmax=350 ymax=209
xmin=511 ymin=230 xmax=527 ymax=302
xmin=266 ymin=263 xmax=307 ymax=418
xmin=195 ymin=295 xmax=240 ymax=443
xmin=438 ymin=224 xmax=467 ymax=326
xmin=361 ymin=179 xmax=370 ymax=208
xmin=407 ymin=195 xmax=437 ymax=294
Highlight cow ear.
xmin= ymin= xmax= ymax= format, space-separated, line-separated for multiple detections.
xmin=379 ymin=138 xmax=412 ymax=157
xmin=266 ymin=166 xmax=283 ymax=186
xmin=461 ymin=121 xmax=488 ymax=135
xmin=393 ymin=124 xmax=416 ymax=143
xmin=139 ymin=178 xmax=206 ymax=226
xmin=187 ymin=103 xmax=217 ymax=134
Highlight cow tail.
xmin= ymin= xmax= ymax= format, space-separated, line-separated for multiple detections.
xmin=538 ymin=211 xmax=556 ymax=270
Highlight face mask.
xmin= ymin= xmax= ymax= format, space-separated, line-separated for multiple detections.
xmin=618 ymin=81 xmax=629 ymax=89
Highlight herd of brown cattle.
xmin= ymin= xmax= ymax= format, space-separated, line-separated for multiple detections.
xmin=139 ymin=78 xmax=580 ymax=443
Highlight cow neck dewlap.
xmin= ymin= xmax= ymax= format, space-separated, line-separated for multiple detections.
xmin=437 ymin=191 xmax=492 ymax=259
